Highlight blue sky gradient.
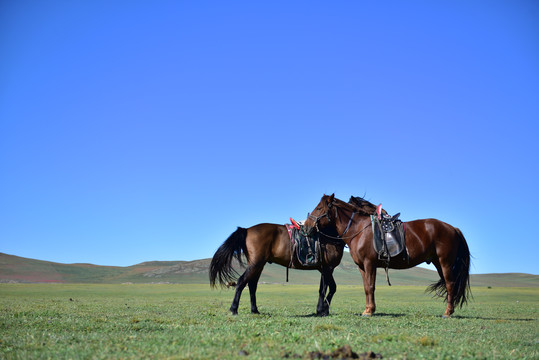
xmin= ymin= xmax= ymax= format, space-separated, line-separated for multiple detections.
xmin=1 ymin=1 xmax=538 ymax=274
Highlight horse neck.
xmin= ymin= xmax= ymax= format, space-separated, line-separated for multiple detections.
xmin=334 ymin=204 xmax=371 ymax=246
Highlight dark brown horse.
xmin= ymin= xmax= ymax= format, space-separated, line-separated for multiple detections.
xmin=210 ymin=223 xmax=345 ymax=316
xmin=304 ymin=194 xmax=471 ymax=318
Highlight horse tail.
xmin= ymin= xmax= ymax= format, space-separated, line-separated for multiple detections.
xmin=427 ymin=227 xmax=472 ymax=307
xmin=209 ymin=227 xmax=248 ymax=288
xmin=452 ymin=228 xmax=472 ymax=307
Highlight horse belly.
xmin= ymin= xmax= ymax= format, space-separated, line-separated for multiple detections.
xmin=269 ymin=229 xmax=293 ymax=267
xmin=389 ymin=219 xmax=438 ymax=267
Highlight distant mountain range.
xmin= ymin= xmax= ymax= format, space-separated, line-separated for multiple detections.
xmin=1 ymin=252 xmax=537 ymax=287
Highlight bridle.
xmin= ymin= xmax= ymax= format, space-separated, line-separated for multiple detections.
xmin=307 ymin=201 xmax=334 ymax=233
xmin=308 ymin=199 xmax=371 ymax=240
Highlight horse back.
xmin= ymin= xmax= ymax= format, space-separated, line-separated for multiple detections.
xmin=245 ymin=223 xmax=291 ymax=266
xmin=404 ymin=218 xmax=462 ymax=259
xmin=406 ymin=218 xmax=459 ymax=237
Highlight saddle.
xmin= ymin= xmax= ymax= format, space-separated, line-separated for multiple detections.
xmin=286 ymin=219 xmax=321 ymax=267
xmin=371 ymin=205 xmax=406 ymax=262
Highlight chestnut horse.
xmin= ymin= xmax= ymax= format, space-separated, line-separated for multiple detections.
xmin=304 ymin=194 xmax=471 ymax=318
xmin=210 ymin=224 xmax=344 ymax=315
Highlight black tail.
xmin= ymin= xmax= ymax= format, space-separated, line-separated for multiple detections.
xmin=427 ymin=228 xmax=472 ymax=308
xmin=209 ymin=227 xmax=248 ymax=288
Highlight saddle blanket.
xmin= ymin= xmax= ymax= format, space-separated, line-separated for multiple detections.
xmin=286 ymin=222 xmax=321 ymax=267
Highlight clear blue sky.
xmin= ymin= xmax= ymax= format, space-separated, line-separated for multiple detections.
xmin=1 ymin=1 xmax=538 ymax=274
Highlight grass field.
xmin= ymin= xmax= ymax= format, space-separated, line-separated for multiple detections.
xmin=1 ymin=284 xmax=537 ymax=359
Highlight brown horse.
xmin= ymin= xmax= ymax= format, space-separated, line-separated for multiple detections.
xmin=210 ymin=223 xmax=345 ymax=316
xmin=304 ymin=194 xmax=471 ymax=318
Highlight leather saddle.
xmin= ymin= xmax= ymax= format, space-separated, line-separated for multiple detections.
xmin=371 ymin=208 xmax=406 ymax=261
xmin=287 ymin=223 xmax=321 ymax=267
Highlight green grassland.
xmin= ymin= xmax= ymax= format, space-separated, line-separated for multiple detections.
xmin=1 ymin=284 xmax=537 ymax=359
xmin=2 ymin=252 xmax=537 ymax=288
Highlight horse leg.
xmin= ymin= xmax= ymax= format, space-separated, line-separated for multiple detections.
xmin=359 ymin=263 xmax=377 ymax=316
xmin=440 ymin=261 xmax=456 ymax=318
xmin=431 ymin=258 xmax=455 ymax=318
xmin=230 ymin=264 xmax=262 ymax=315
xmin=316 ymin=273 xmax=328 ymax=316
xmin=323 ymin=269 xmax=337 ymax=315
xmin=247 ymin=267 xmax=264 ymax=314
xmin=316 ymin=268 xmax=336 ymax=316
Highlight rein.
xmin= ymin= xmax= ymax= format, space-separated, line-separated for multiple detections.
xmin=317 ymin=222 xmax=371 ymax=241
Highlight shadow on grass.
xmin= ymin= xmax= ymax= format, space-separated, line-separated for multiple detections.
xmin=252 ymin=311 xmax=534 ymax=320
xmin=293 ymin=313 xmax=329 ymax=318
xmin=371 ymin=312 xmax=406 ymax=318
xmin=452 ymin=315 xmax=536 ymax=322
xmin=291 ymin=312 xmax=406 ymax=318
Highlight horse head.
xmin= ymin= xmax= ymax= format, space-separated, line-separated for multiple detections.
xmin=304 ymin=194 xmax=337 ymax=236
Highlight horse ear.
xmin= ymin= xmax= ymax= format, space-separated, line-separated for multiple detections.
xmin=328 ymin=193 xmax=335 ymax=202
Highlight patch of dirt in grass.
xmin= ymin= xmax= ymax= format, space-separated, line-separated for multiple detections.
xmin=284 ymin=345 xmax=383 ymax=359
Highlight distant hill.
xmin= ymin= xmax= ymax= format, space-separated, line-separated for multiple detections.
xmin=1 ymin=252 xmax=537 ymax=287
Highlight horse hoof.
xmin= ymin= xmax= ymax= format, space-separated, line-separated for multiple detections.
xmin=442 ymin=315 xmax=451 ymax=319
xmin=361 ymin=313 xmax=372 ymax=317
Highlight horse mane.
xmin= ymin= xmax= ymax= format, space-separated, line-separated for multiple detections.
xmin=327 ymin=196 xmax=371 ymax=217
xmin=348 ymin=195 xmax=383 ymax=216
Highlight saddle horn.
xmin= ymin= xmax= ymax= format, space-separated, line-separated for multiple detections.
xmin=376 ymin=204 xmax=383 ymax=220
